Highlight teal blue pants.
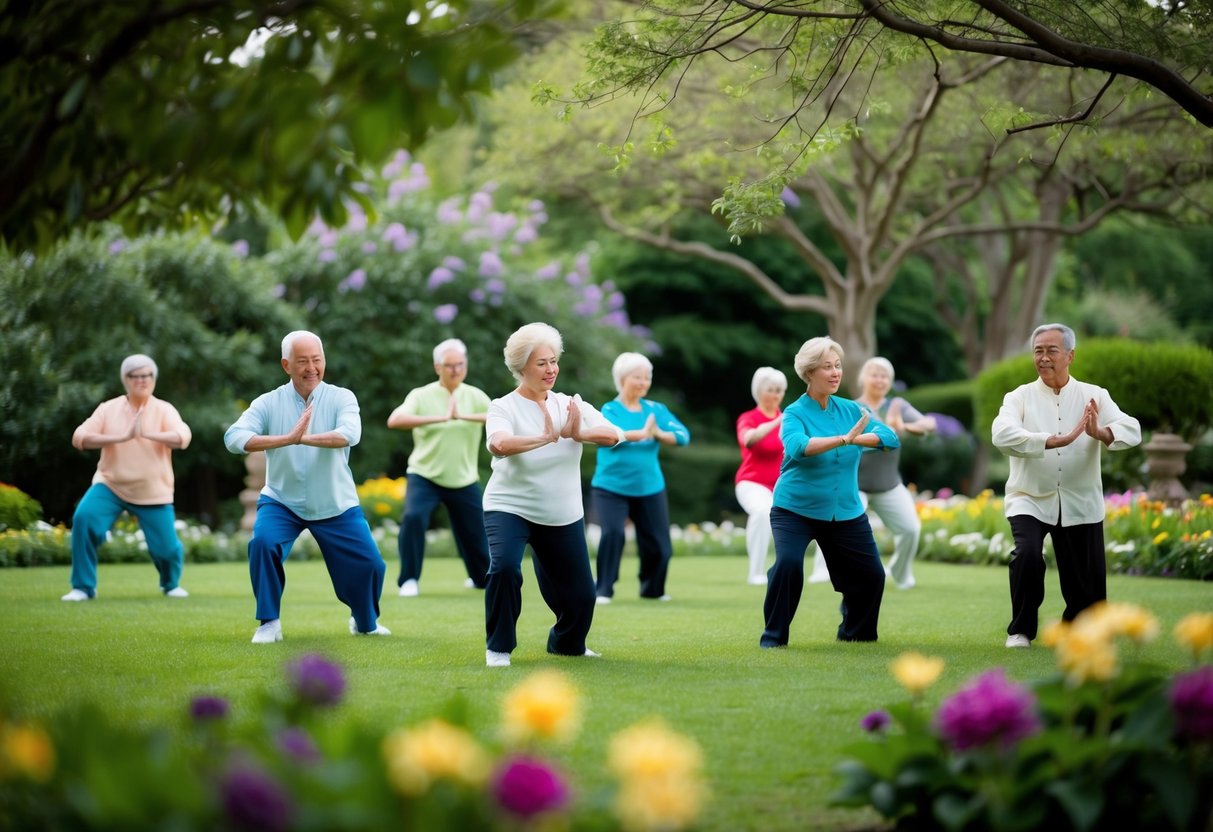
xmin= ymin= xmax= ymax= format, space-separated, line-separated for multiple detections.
xmin=69 ymin=483 xmax=183 ymax=596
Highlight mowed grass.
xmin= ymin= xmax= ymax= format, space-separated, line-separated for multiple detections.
xmin=1 ymin=556 xmax=1210 ymax=832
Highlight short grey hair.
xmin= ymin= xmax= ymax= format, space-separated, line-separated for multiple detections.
xmin=859 ymin=356 xmax=895 ymax=385
xmin=611 ymin=352 xmax=652 ymax=393
xmin=1031 ymin=323 xmax=1076 ymax=351
xmin=793 ymin=337 xmax=845 ymax=384
xmin=750 ymin=366 xmax=787 ymax=404
xmin=281 ymin=330 xmax=324 ymax=360
xmin=433 ymin=338 xmax=468 ymax=365
xmin=503 ymin=322 xmax=563 ymax=381
xmin=120 ymin=354 xmax=157 ymax=381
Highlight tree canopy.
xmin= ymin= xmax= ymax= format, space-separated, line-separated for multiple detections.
xmin=0 ymin=0 xmax=561 ymax=253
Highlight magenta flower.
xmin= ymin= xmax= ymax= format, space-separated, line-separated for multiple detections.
xmin=277 ymin=727 xmax=322 ymax=764
xmin=860 ymin=710 xmax=891 ymax=734
xmin=1170 ymin=666 xmax=1213 ymax=743
xmin=934 ymin=669 xmax=1040 ymax=751
xmin=189 ymin=695 xmax=229 ymax=722
xmin=219 ymin=761 xmax=293 ymax=832
xmin=434 ymin=304 xmax=458 ymax=324
xmin=492 ymin=756 xmax=570 ymax=818
xmin=286 ymin=654 xmax=345 ymax=708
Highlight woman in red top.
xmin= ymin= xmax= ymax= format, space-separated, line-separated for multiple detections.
xmin=735 ymin=367 xmax=788 ymax=585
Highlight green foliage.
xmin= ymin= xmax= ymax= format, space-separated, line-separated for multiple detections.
xmin=0 ymin=484 xmax=40 ymax=532
xmin=974 ymin=338 xmax=1213 ymax=442
xmin=898 ymin=433 xmax=978 ymax=495
xmin=904 ymin=380 xmax=976 ymax=429
xmin=1 ymin=0 xmax=565 ymax=252
xmin=0 ymin=231 xmax=301 ymax=523
xmin=833 ymin=605 xmax=1213 ymax=832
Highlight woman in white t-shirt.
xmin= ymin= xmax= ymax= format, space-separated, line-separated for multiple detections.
xmin=482 ymin=323 xmax=624 ymax=667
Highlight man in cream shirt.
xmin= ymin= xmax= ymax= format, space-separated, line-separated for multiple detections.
xmin=992 ymin=323 xmax=1141 ymax=648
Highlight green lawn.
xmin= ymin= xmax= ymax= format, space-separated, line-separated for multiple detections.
xmin=1 ymin=557 xmax=1209 ymax=831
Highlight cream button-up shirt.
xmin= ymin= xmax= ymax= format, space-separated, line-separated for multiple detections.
xmin=992 ymin=376 xmax=1140 ymax=526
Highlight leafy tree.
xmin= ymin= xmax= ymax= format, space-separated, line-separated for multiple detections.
xmin=0 ymin=232 xmax=301 ymax=523
xmin=0 ymin=0 xmax=563 ymax=252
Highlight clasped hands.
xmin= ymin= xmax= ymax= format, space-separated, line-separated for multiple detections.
xmin=1050 ymin=399 xmax=1112 ymax=448
xmin=536 ymin=395 xmax=587 ymax=444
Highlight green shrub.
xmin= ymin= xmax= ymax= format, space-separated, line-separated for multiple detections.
xmin=975 ymin=338 xmax=1213 ymax=443
xmin=0 ymin=483 xmax=41 ymax=531
xmin=898 ymin=432 xmax=977 ymax=494
xmin=902 ymin=379 xmax=975 ymax=429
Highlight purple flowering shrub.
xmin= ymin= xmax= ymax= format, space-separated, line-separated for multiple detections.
xmin=834 ymin=635 xmax=1213 ymax=831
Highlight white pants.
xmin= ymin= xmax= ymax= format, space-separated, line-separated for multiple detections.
xmin=735 ymin=481 xmax=774 ymax=583
xmin=810 ymin=484 xmax=921 ymax=588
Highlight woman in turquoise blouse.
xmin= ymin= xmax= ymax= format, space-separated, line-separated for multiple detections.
xmin=761 ymin=337 xmax=898 ymax=647
xmin=591 ymin=352 xmax=690 ymax=603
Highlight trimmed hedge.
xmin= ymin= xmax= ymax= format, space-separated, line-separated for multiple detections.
xmin=901 ymin=379 xmax=975 ymax=429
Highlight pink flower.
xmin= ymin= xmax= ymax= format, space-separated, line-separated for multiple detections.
xmin=860 ymin=710 xmax=890 ymax=733
xmin=933 ymin=668 xmax=1040 ymax=751
xmin=492 ymin=756 xmax=569 ymax=818
xmin=1170 ymin=666 xmax=1213 ymax=742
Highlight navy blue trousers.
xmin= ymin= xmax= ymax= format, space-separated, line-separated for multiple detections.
xmin=761 ymin=507 xmax=885 ymax=647
xmin=248 ymin=497 xmax=386 ymax=633
xmin=397 ymin=473 xmax=489 ymax=587
xmin=592 ymin=487 xmax=673 ymax=599
xmin=483 ymin=511 xmax=596 ymax=656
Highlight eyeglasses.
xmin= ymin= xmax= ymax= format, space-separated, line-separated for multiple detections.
xmin=441 ymin=363 xmax=466 ymax=371
xmin=126 ymin=373 xmax=155 ymax=381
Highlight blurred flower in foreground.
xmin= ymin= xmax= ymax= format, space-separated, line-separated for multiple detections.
xmin=608 ymin=720 xmax=705 ymax=832
xmin=491 ymin=755 xmax=570 ymax=819
xmin=860 ymin=710 xmax=891 ymax=734
xmin=1169 ymin=666 xmax=1213 ymax=743
xmin=501 ymin=670 xmax=581 ymax=744
xmin=1083 ymin=602 xmax=1160 ymax=645
xmin=0 ymin=722 xmax=55 ymax=782
xmin=1054 ymin=625 xmax=1119 ymax=685
xmin=287 ymin=654 xmax=345 ymax=708
xmin=890 ymin=652 xmax=945 ymax=696
xmin=1174 ymin=612 xmax=1213 ymax=659
xmin=189 ymin=695 xmax=229 ymax=722
xmin=219 ymin=760 xmax=294 ymax=832
xmin=933 ymin=668 xmax=1040 ymax=752
xmin=382 ymin=719 xmax=490 ymax=796
xmin=276 ymin=727 xmax=322 ymax=765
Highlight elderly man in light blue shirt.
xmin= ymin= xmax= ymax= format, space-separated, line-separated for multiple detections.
xmin=224 ymin=330 xmax=388 ymax=643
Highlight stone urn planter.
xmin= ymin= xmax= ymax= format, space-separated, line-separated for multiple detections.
xmin=1143 ymin=432 xmax=1192 ymax=505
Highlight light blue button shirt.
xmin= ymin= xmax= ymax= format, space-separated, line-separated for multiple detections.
xmin=224 ymin=381 xmax=362 ymax=521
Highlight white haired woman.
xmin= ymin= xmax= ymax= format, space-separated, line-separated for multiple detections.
xmin=482 ymin=323 xmax=624 ymax=667
xmin=734 ymin=367 xmax=787 ymax=586
xmin=809 ymin=357 xmax=936 ymax=589
xmin=761 ymin=337 xmax=898 ymax=647
xmin=63 ymin=354 xmax=192 ymax=601
xmin=590 ymin=352 xmax=690 ymax=603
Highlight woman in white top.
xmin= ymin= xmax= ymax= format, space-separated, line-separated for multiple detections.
xmin=482 ymin=323 xmax=624 ymax=667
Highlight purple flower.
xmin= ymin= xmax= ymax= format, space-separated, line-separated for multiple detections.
xmin=436 ymin=198 xmax=463 ymax=225
xmin=360 ymin=241 xmax=378 ymax=254
xmin=478 ymin=251 xmax=504 ymax=278
xmin=232 ymin=240 xmax=250 ymax=258
xmin=270 ymin=283 xmax=286 ymax=299
xmin=189 ymin=695 xmax=229 ymax=722
xmin=602 ymin=310 xmax=631 ymax=331
xmin=469 ymin=288 xmax=487 ymax=303
xmin=277 ymin=727 xmax=322 ymax=764
xmin=1170 ymin=666 xmax=1213 ymax=742
xmin=108 ymin=240 xmax=127 ymax=255
xmin=318 ymin=249 xmax=337 ymax=263
xmin=441 ymin=256 xmax=466 ymax=271
xmin=220 ymin=762 xmax=294 ymax=832
xmin=427 ymin=267 xmax=456 ymax=290
xmin=535 ymin=262 xmax=560 ymax=280
xmin=485 ymin=278 xmax=506 ymax=295
xmin=931 ymin=413 xmax=967 ymax=441
xmin=434 ymin=304 xmax=458 ymax=324
xmin=860 ymin=710 xmax=891 ymax=734
xmin=338 ymin=269 xmax=367 ymax=293
xmin=515 ymin=225 xmax=539 ymax=244
xmin=286 ymin=654 xmax=345 ymax=708
xmin=934 ymin=668 xmax=1040 ymax=752
xmin=492 ymin=756 xmax=569 ymax=818
xmin=780 ymin=186 xmax=802 ymax=209
xmin=318 ymin=230 xmax=339 ymax=248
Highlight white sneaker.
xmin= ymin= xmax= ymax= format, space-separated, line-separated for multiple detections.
xmin=252 ymin=619 xmax=283 ymax=644
xmin=349 ymin=616 xmax=391 ymax=636
xmin=595 ymin=596 xmax=611 ymax=605
xmin=583 ymin=648 xmax=601 ymax=658
xmin=895 ymin=577 xmax=916 ymax=590
xmin=61 ymin=589 xmax=92 ymax=602
xmin=398 ymin=579 xmax=419 ymax=597
xmin=1005 ymin=634 xmax=1031 ymax=648
xmin=486 ymin=649 xmax=511 ymax=667
xmin=747 ymin=575 xmax=767 ymax=586
xmin=164 ymin=587 xmax=189 ymax=598
xmin=657 ymin=594 xmax=672 ymax=602
xmin=464 ymin=578 xmax=476 ymax=589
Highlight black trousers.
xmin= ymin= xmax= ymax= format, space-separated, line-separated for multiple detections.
xmin=761 ymin=507 xmax=885 ymax=647
xmin=1007 ymin=514 xmax=1106 ymax=640
xmin=591 ymin=487 xmax=673 ymax=599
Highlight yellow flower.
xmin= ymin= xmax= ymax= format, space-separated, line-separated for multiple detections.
xmin=374 ymin=501 xmax=392 ymax=516
xmin=1174 ymin=612 xmax=1213 ymax=657
xmin=381 ymin=719 xmax=490 ymax=796
xmin=1054 ymin=627 xmax=1119 ymax=685
xmin=608 ymin=721 xmax=706 ymax=832
xmin=1152 ymin=531 xmax=1169 ymax=545
xmin=501 ymin=670 xmax=581 ymax=744
xmin=1083 ymin=602 xmax=1160 ymax=645
xmin=889 ymin=652 xmax=945 ymax=695
xmin=1151 ymin=517 xmax=1161 ymax=530
xmin=0 ymin=723 xmax=55 ymax=783
xmin=1039 ymin=619 xmax=1071 ymax=648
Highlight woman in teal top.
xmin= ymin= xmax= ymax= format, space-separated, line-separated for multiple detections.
xmin=591 ymin=352 xmax=690 ymax=602
xmin=761 ymin=337 xmax=898 ymax=647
